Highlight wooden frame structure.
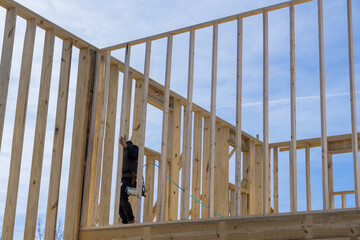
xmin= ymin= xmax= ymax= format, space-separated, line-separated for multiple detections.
xmin=0 ymin=0 xmax=359 ymax=239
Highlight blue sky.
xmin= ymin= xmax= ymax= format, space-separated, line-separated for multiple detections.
xmin=0 ymin=0 xmax=360 ymax=238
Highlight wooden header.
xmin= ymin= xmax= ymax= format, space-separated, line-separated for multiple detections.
xmin=101 ymin=0 xmax=313 ymax=52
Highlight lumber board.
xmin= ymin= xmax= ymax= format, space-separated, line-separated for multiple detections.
xmin=328 ymin=154 xmax=334 ymax=209
xmin=113 ymin=44 xmax=131 ymax=224
xmin=64 ymin=48 xmax=95 ymax=240
xmin=1 ymin=17 xmax=34 ymax=240
xmin=0 ymin=7 xmax=16 ymax=151
xmin=79 ymin=208 xmax=360 ymax=240
xmin=317 ymin=0 xmax=329 ymax=210
xmin=135 ymin=39 xmax=152 ymax=222
xmin=191 ymin=111 xmax=202 ymax=219
xmin=262 ymin=10 xmax=270 ymax=215
xmin=346 ymin=0 xmax=360 ymax=208
xmin=289 ymin=2 xmax=297 ymax=213
xmin=201 ymin=117 xmax=210 ymax=218
xmin=255 ymin=145 xmax=263 ymax=215
xmin=24 ymin=29 xmax=55 ymax=240
xmin=143 ymin=155 xmax=155 ymax=222
xmin=98 ymin=63 xmax=119 ymax=226
xmin=273 ymin=147 xmax=279 ymax=213
xmin=90 ymin=50 xmax=111 ymax=226
xmin=305 ymin=143 xmax=311 ymax=211
xmin=44 ymin=38 xmax=73 ymax=240
xmin=158 ymin=34 xmax=173 ymax=221
xmin=80 ymin=52 xmax=102 ymax=227
xmin=169 ymin=99 xmax=181 ymax=221
xmin=235 ymin=17 xmax=243 ymax=217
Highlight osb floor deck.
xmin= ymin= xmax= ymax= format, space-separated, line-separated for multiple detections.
xmin=79 ymin=208 xmax=360 ymax=240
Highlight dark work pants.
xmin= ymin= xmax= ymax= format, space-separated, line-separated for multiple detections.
xmin=119 ymin=177 xmax=134 ymax=223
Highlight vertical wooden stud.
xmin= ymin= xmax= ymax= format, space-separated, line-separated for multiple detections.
xmin=201 ymin=117 xmax=210 ymax=218
xmin=317 ymin=0 xmax=329 ymax=210
xmin=262 ymin=10 xmax=270 ymax=215
xmin=305 ymin=143 xmax=311 ymax=211
xmin=169 ymin=99 xmax=181 ymax=220
xmin=1 ymin=18 xmax=35 ymax=240
xmin=249 ymin=140 xmax=255 ymax=215
xmin=0 ymin=7 xmax=17 ymax=149
xmin=328 ymin=153 xmax=334 ymax=209
xmin=80 ymin=52 xmax=103 ymax=227
xmin=346 ymin=0 xmax=360 ymax=208
xmin=64 ymin=48 xmax=94 ymax=240
xmin=255 ymin=144 xmax=263 ymax=215
xmin=44 ymin=38 xmax=73 ymax=240
xmin=182 ymin=28 xmax=195 ymax=220
xmin=113 ymin=44 xmax=131 ymax=223
xmin=273 ymin=147 xmax=279 ymax=213
xmin=235 ymin=16 xmax=243 ymax=217
xmin=289 ymin=3 xmax=297 ymax=213
xmin=143 ymin=155 xmax=155 ymax=222
xmin=135 ymin=39 xmax=152 ymax=222
xmin=24 ymin=29 xmax=56 ymax=240
xmin=208 ymin=23 xmax=218 ymax=218
xmin=98 ymin=63 xmax=119 ymax=226
xmin=89 ymin=50 xmax=111 ymax=226
xmin=158 ymin=35 xmax=173 ymax=221
xmin=191 ymin=111 xmax=202 ymax=219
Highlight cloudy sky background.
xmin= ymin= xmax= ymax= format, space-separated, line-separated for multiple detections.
xmin=0 ymin=0 xmax=360 ymax=238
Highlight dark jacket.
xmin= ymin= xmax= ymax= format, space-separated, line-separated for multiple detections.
xmin=122 ymin=141 xmax=139 ymax=178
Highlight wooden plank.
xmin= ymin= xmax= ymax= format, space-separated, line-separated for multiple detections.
xmin=342 ymin=193 xmax=347 ymax=209
xmin=305 ymin=143 xmax=311 ymax=211
xmin=169 ymin=99 xmax=181 ymax=221
xmin=223 ymin=126 xmax=230 ymax=217
xmin=80 ymin=52 xmax=102 ymax=227
xmin=249 ymin=141 xmax=255 ymax=215
xmin=0 ymin=7 xmax=16 ymax=150
xmin=255 ymin=144 xmax=263 ymax=215
xmin=328 ymin=154 xmax=334 ymax=209
xmin=229 ymin=188 xmax=235 ymax=216
xmin=346 ymin=0 xmax=360 ymax=208
xmin=242 ymin=146 xmax=249 ymax=216
xmin=44 ymin=38 xmax=72 ymax=240
xmin=214 ymin=122 xmax=223 ymax=217
xmin=131 ymin=79 xmax=142 ymax=145
xmin=209 ymin=23 xmax=218 ymax=218
xmin=262 ymin=10 xmax=270 ymax=215
xmin=182 ymin=28 xmax=195 ymax=220
xmin=201 ymin=117 xmax=210 ymax=218
xmin=192 ymin=111 xmax=202 ymax=219
xmin=135 ymin=39 xmax=152 ymax=222
xmin=289 ymin=2 xmax=297 ymax=213
xmin=64 ymin=48 xmax=94 ymax=240
xmin=90 ymin=50 xmax=111 ymax=226
xmin=273 ymin=147 xmax=279 ymax=213
xmin=235 ymin=16 xmax=243 ymax=217
xmin=102 ymin=0 xmax=312 ymax=52
xmin=113 ymin=44 xmax=131 ymax=224
xmin=143 ymin=155 xmax=155 ymax=222
xmin=98 ymin=63 xmax=119 ymax=226
xmin=317 ymin=0 xmax=329 ymax=210
xmin=158 ymin=35 xmax=173 ymax=221
xmin=1 ymin=17 xmax=35 ymax=240
xmin=79 ymin=208 xmax=360 ymax=240
xmin=125 ymin=72 xmax=133 ymax=137
xmin=23 ymin=29 xmax=55 ymax=240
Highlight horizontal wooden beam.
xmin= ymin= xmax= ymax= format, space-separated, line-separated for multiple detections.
xmin=79 ymin=208 xmax=360 ymax=240
xmin=0 ymin=0 xmax=97 ymax=49
xmin=271 ymin=133 xmax=360 ymax=153
xmin=102 ymin=0 xmax=313 ymax=52
xmin=331 ymin=190 xmax=355 ymax=196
